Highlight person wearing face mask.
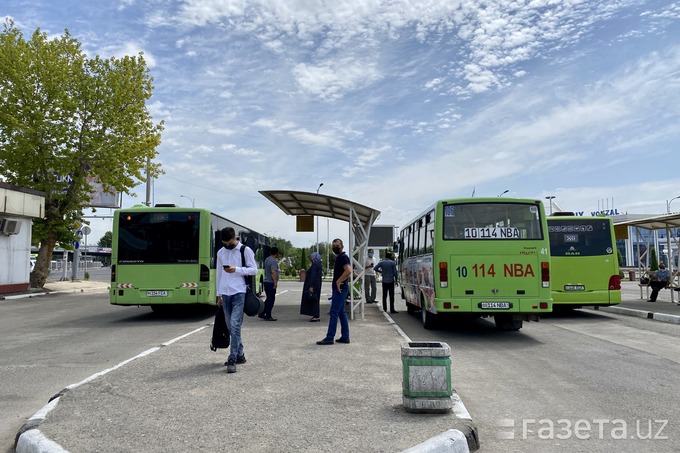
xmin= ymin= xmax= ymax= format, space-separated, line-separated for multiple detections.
xmin=317 ymin=238 xmax=352 ymax=345
xmin=364 ymin=248 xmax=377 ymax=304
xmin=215 ymin=227 xmax=258 ymax=373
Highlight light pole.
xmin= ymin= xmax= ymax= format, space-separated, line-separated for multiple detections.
xmin=316 ymin=183 xmax=323 ymax=253
xmin=666 ymin=195 xmax=680 ymax=214
xmin=545 ymin=196 xmax=556 ymax=215
xmin=180 ymin=195 xmax=195 ymax=208
xmin=498 ymin=189 xmax=509 ymax=197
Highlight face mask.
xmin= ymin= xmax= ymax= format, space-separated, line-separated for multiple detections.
xmin=224 ymin=243 xmax=236 ymax=250
xmin=368 ymin=253 xmax=373 ymax=257
xmin=332 ymin=246 xmax=342 ymax=255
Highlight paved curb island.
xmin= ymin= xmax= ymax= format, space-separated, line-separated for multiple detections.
xmin=11 ymin=281 xmax=478 ymax=453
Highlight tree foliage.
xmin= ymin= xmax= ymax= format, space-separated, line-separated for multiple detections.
xmin=98 ymin=231 xmax=113 ymax=248
xmin=650 ymin=247 xmax=658 ymax=272
xmin=0 ymin=21 xmax=163 ymax=287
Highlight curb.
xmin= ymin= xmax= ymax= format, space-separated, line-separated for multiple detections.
xmin=383 ymin=309 xmax=480 ymax=452
xmin=402 ymin=429 xmax=472 ymax=453
xmin=0 ymin=292 xmax=48 ymax=301
xmin=594 ymin=306 xmax=680 ymax=325
xmin=1 ymin=286 xmax=108 ymax=301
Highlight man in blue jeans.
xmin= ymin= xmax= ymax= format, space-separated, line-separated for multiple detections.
xmin=216 ymin=227 xmax=258 ymax=373
xmin=261 ymin=246 xmax=280 ymax=321
xmin=317 ymin=238 xmax=352 ymax=345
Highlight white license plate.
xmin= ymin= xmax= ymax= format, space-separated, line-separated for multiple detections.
xmin=564 ymin=285 xmax=585 ymax=291
xmin=479 ymin=302 xmax=511 ymax=309
xmin=147 ymin=290 xmax=168 ymax=297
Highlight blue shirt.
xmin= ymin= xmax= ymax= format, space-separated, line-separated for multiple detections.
xmin=654 ymin=268 xmax=670 ymax=282
xmin=374 ymin=259 xmax=398 ymax=283
xmin=264 ymin=255 xmax=279 ymax=283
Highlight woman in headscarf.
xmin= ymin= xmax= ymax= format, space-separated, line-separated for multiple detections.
xmin=300 ymin=251 xmax=323 ymax=322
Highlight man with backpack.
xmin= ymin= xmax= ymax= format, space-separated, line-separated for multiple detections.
xmin=216 ymin=227 xmax=258 ymax=373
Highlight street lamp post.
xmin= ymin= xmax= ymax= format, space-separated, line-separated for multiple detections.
xmin=666 ymin=195 xmax=680 ymax=214
xmin=545 ymin=196 xmax=556 ymax=215
xmin=180 ymin=195 xmax=195 ymax=208
xmin=498 ymin=189 xmax=509 ymax=197
xmin=316 ymin=183 xmax=323 ymax=254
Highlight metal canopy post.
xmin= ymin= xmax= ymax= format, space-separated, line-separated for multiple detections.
xmin=347 ymin=203 xmax=377 ymax=320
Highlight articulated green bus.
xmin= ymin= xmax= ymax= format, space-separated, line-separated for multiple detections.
xmin=547 ymin=214 xmax=621 ymax=307
xmin=399 ymin=198 xmax=552 ymax=330
xmin=110 ymin=204 xmax=268 ymax=311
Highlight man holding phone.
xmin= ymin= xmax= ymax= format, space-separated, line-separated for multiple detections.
xmin=215 ymin=227 xmax=258 ymax=373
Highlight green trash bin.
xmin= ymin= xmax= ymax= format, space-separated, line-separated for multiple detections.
xmin=401 ymin=341 xmax=453 ymax=413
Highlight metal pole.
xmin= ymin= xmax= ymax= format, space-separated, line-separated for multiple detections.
xmin=545 ymin=196 xmax=555 ymax=215
xmin=145 ymin=157 xmax=151 ymax=206
xmin=316 ymin=183 xmax=323 ymax=253
xmin=180 ymin=195 xmax=195 ymax=207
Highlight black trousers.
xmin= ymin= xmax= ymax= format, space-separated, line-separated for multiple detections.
xmin=382 ymin=281 xmax=395 ymax=311
xmin=649 ymin=281 xmax=667 ymax=302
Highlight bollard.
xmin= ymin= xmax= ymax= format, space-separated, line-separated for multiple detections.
xmin=401 ymin=341 xmax=453 ymax=413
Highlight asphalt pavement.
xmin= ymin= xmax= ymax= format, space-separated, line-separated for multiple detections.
xmin=8 ymin=278 xmax=680 ymax=453
xmin=10 ymin=280 xmax=476 ymax=453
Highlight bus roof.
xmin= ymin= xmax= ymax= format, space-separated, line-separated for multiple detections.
xmin=401 ymin=197 xmax=544 ymax=229
xmin=115 ymin=204 xmax=268 ymax=239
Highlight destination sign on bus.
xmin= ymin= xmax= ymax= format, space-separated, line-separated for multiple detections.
xmin=464 ymin=227 xmax=520 ymax=239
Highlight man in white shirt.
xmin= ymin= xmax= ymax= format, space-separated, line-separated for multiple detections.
xmin=364 ymin=248 xmax=377 ymax=303
xmin=216 ymin=227 xmax=257 ymax=373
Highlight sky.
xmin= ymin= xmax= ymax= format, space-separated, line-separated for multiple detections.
xmin=3 ymin=0 xmax=680 ymax=248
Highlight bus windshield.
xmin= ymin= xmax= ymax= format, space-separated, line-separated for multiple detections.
xmin=442 ymin=202 xmax=543 ymax=240
xmin=548 ymin=218 xmax=614 ymax=257
xmin=117 ymin=211 xmax=200 ymax=264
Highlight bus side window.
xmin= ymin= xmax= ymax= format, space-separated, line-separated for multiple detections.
xmin=213 ymin=229 xmax=221 ymax=268
xmin=418 ymin=219 xmax=426 ymax=255
xmin=426 ymin=215 xmax=435 ymax=253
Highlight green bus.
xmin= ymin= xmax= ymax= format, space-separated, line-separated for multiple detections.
xmin=398 ymin=198 xmax=552 ymax=330
xmin=110 ymin=204 xmax=269 ymax=311
xmin=547 ymin=214 xmax=621 ymax=307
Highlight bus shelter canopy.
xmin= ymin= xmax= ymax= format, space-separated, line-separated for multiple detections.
xmin=259 ymin=190 xmax=381 ymax=320
xmin=614 ymin=212 xmax=680 ymax=301
xmin=259 ymin=190 xmax=380 ymax=226
xmin=614 ymin=213 xmax=680 ymax=231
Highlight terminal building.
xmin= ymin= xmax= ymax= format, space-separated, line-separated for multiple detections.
xmin=0 ymin=182 xmax=46 ymax=294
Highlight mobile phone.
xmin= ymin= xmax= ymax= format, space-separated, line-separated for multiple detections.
xmin=223 ymin=265 xmax=231 ymax=270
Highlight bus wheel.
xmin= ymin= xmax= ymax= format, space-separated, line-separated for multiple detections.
xmin=494 ymin=314 xmax=522 ymax=331
xmin=421 ymin=303 xmax=436 ymax=330
xmin=406 ymin=302 xmax=417 ymax=314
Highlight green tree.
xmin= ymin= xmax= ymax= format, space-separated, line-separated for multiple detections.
xmin=299 ymin=247 xmax=307 ymax=270
xmin=650 ymin=247 xmax=659 ymax=272
xmin=0 ymin=22 xmax=163 ymax=287
xmin=98 ymin=231 xmax=113 ymax=248
xmin=268 ymin=236 xmax=294 ymax=259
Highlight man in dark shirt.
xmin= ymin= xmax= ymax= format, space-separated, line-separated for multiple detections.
xmin=317 ymin=238 xmax=352 ymax=345
xmin=375 ymin=251 xmax=399 ymax=313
